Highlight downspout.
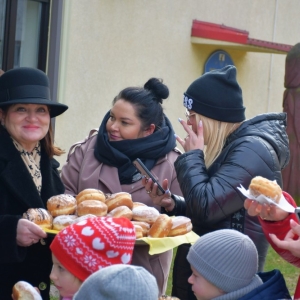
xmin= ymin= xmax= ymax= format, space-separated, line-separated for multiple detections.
xmin=267 ymin=0 xmax=278 ymax=111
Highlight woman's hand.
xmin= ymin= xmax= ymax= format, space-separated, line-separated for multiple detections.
xmin=269 ymin=219 xmax=300 ymax=258
xmin=244 ymin=199 xmax=289 ymax=221
xmin=176 ymin=119 xmax=204 ymax=152
xmin=16 ymin=219 xmax=47 ymax=247
xmin=142 ymin=177 xmax=175 ymax=211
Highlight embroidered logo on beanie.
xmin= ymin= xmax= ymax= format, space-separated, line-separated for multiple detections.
xmin=183 ymin=65 xmax=245 ymax=123
xmin=50 ymin=216 xmax=136 ymax=281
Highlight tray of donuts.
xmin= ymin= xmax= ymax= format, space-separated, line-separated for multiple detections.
xmin=22 ymin=189 xmax=199 ymax=253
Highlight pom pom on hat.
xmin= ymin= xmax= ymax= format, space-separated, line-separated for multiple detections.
xmin=50 ymin=217 xmax=136 ymax=281
xmin=183 ymin=65 xmax=245 ymax=123
xmin=73 ymin=264 xmax=159 ymax=300
xmin=187 ymin=229 xmax=258 ymax=292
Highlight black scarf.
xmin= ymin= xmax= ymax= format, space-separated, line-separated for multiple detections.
xmin=94 ymin=111 xmax=176 ymax=184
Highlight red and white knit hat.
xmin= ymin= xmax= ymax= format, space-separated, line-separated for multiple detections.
xmin=50 ymin=216 xmax=136 ymax=281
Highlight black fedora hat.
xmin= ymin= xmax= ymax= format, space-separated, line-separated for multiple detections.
xmin=0 ymin=67 xmax=68 ymax=118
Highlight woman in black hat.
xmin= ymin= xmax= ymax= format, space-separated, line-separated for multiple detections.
xmin=144 ymin=65 xmax=290 ymax=300
xmin=0 ymin=67 xmax=68 ymax=299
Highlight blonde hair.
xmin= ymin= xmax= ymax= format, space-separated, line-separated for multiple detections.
xmin=195 ymin=114 xmax=242 ymax=168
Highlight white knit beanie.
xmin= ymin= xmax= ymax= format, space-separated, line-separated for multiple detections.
xmin=187 ymin=229 xmax=258 ymax=293
xmin=73 ymin=264 xmax=159 ymax=300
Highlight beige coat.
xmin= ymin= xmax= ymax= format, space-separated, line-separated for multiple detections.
xmin=61 ymin=129 xmax=183 ymax=295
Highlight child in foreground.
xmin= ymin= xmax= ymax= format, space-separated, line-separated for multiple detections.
xmin=187 ymin=229 xmax=291 ymax=300
xmin=49 ymin=216 xmax=136 ymax=299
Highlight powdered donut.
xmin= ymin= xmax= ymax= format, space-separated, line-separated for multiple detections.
xmin=76 ymin=188 xmax=106 ymax=204
xmin=249 ymin=176 xmax=282 ymax=203
xmin=105 ymin=192 xmax=133 ymax=212
xmin=23 ymin=208 xmax=53 ymax=230
xmin=52 ymin=215 xmax=78 ymax=231
xmin=168 ymin=216 xmax=193 ymax=237
xmin=148 ymin=214 xmax=172 ymax=238
xmin=71 ymin=214 xmax=96 ymax=224
xmin=132 ymin=206 xmax=159 ymax=224
xmin=131 ymin=221 xmax=151 ymax=236
xmin=107 ymin=205 xmax=133 ymax=220
xmin=47 ymin=194 xmax=77 ymax=216
xmin=77 ymin=200 xmax=108 ymax=217
xmin=132 ymin=202 xmax=147 ymax=209
xmin=12 ymin=281 xmax=42 ymax=300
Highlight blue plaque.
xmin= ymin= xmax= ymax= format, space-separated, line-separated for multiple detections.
xmin=204 ymin=50 xmax=234 ymax=73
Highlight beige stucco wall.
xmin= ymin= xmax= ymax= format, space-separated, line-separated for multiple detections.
xmin=54 ymin=0 xmax=300 ymax=165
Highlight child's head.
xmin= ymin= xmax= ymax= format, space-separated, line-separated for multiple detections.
xmin=73 ymin=264 xmax=159 ymax=300
xmin=187 ymin=229 xmax=259 ymax=300
xmin=50 ymin=216 xmax=136 ymax=298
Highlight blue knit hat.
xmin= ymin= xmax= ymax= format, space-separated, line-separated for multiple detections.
xmin=73 ymin=264 xmax=159 ymax=300
xmin=187 ymin=229 xmax=258 ymax=293
xmin=183 ymin=65 xmax=245 ymax=123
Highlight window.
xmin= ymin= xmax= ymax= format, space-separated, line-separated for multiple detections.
xmin=0 ymin=0 xmax=50 ymax=71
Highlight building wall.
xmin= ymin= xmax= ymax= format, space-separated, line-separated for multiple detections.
xmin=54 ymin=0 xmax=300 ymax=165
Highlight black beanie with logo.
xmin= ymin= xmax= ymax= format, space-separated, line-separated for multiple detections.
xmin=183 ymin=65 xmax=245 ymax=123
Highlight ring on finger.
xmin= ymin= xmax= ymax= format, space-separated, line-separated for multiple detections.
xmin=184 ymin=135 xmax=189 ymax=140
xmin=146 ymin=190 xmax=151 ymax=194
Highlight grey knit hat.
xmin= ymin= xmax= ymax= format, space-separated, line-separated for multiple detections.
xmin=183 ymin=65 xmax=245 ymax=123
xmin=187 ymin=229 xmax=258 ymax=293
xmin=73 ymin=264 xmax=159 ymax=300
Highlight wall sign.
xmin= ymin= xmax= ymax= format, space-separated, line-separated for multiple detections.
xmin=204 ymin=50 xmax=234 ymax=73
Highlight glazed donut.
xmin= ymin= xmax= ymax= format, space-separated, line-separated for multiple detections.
xmin=107 ymin=205 xmax=133 ymax=220
xmin=168 ymin=216 xmax=193 ymax=237
xmin=23 ymin=208 xmax=53 ymax=230
xmin=249 ymin=176 xmax=282 ymax=203
xmin=47 ymin=194 xmax=77 ymax=217
xmin=12 ymin=281 xmax=42 ymax=300
xmin=105 ymin=192 xmax=133 ymax=212
xmin=131 ymin=221 xmax=150 ymax=236
xmin=148 ymin=214 xmax=172 ymax=238
xmin=52 ymin=215 xmax=78 ymax=231
xmin=134 ymin=224 xmax=143 ymax=239
xmin=76 ymin=188 xmax=106 ymax=204
xmin=77 ymin=200 xmax=108 ymax=217
xmin=132 ymin=206 xmax=159 ymax=224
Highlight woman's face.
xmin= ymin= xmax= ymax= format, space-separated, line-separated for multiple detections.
xmin=106 ymin=99 xmax=154 ymax=141
xmin=188 ymin=266 xmax=225 ymax=300
xmin=1 ymin=103 xmax=50 ymax=151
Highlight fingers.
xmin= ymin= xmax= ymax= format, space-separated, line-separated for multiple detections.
xmin=290 ymin=219 xmax=300 ymax=236
xmin=269 ymin=233 xmax=290 ymax=250
xmin=16 ymin=219 xmax=46 ymax=247
xmin=245 ymin=200 xmax=262 ymax=216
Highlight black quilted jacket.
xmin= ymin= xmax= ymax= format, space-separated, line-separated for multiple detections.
xmin=170 ymin=113 xmax=290 ymax=268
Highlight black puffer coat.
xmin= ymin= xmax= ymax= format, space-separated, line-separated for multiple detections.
xmin=170 ymin=113 xmax=290 ymax=300
xmin=0 ymin=129 xmax=65 ymax=300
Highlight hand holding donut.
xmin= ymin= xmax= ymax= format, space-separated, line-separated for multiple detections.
xmin=244 ymin=199 xmax=289 ymax=221
xmin=16 ymin=219 xmax=46 ymax=247
xmin=142 ymin=177 xmax=175 ymax=211
xmin=176 ymin=118 xmax=204 ymax=152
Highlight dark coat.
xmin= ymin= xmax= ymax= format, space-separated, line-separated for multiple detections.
xmin=170 ymin=113 xmax=290 ymax=300
xmin=239 ymin=269 xmax=291 ymax=300
xmin=0 ymin=129 xmax=64 ymax=300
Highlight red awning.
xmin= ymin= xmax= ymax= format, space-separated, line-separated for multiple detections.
xmin=191 ymin=20 xmax=292 ymax=54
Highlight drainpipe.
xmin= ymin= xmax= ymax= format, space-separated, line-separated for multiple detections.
xmin=267 ymin=0 xmax=278 ymax=112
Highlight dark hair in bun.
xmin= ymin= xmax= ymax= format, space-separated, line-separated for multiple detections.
xmin=112 ymin=77 xmax=169 ymax=130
